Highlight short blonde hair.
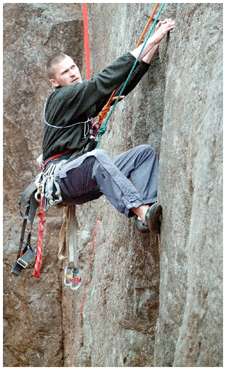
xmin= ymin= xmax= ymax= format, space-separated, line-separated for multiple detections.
xmin=46 ymin=53 xmax=68 ymax=79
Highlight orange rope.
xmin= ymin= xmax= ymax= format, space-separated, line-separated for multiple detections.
xmin=136 ymin=3 xmax=160 ymax=47
xmin=97 ymin=90 xmax=116 ymax=124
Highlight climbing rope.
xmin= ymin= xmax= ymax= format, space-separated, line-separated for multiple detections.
xmin=97 ymin=3 xmax=166 ymax=141
xmin=93 ymin=4 xmax=161 ymax=133
xmin=82 ymin=4 xmax=91 ymax=80
xmin=33 ymin=196 xmax=46 ymax=278
xmin=135 ymin=3 xmax=160 ymax=47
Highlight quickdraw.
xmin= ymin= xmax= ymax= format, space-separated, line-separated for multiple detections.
xmin=35 ymin=161 xmax=63 ymax=209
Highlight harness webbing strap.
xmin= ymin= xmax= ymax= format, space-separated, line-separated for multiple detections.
xmin=33 ymin=196 xmax=46 ymax=278
xmin=18 ymin=203 xmax=30 ymax=259
xmin=42 ymin=149 xmax=73 ymax=170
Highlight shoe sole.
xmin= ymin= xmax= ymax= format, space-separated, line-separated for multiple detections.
xmin=135 ymin=218 xmax=150 ymax=233
xmin=146 ymin=203 xmax=162 ymax=234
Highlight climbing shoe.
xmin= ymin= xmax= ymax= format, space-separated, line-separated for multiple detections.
xmin=134 ymin=217 xmax=149 ymax=233
xmin=145 ymin=202 xmax=162 ymax=234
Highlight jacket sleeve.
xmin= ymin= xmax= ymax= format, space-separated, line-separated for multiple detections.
xmin=118 ymin=58 xmax=150 ymax=96
xmin=60 ymin=53 xmax=136 ymax=116
xmin=92 ymin=57 xmax=150 ymax=115
xmin=59 ymin=53 xmax=149 ymax=121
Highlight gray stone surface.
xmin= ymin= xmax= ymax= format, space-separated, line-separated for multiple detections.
xmin=3 ymin=3 xmax=82 ymax=366
xmin=3 ymin=3 xmax=223 ymax=367
xmin=155 ymin=3 xmax=223 ymax=366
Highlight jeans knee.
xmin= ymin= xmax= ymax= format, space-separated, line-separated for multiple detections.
xmin=136 ymin=144 xmax=156 ymax=156
xmin=91 ymin=149 xmax=111 ymax=179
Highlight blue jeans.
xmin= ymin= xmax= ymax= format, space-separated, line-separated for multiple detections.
xmin=57 ymin=145 xmax=159 ymax=217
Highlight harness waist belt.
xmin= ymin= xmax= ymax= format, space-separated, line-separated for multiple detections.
xmin=42 ymin=150 xmax=73 ymax=170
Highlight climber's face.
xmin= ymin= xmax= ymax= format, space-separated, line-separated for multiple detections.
xmin=49 ymin=55 xmax=82 ymax=87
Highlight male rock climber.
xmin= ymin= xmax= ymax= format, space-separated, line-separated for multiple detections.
xmin=42 ymin=18 xmax=175 ymax=234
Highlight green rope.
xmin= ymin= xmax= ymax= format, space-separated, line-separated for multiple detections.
xmin=97 ymin=3 xmax=166 ymax=143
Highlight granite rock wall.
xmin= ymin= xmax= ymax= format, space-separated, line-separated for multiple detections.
xmin=3 ymin=4 xmax=83 ymax=366
xmin=3 ymin=3 xmax=223 ymax=367
xmin=155 ymin=4 xmax=223 ymax=366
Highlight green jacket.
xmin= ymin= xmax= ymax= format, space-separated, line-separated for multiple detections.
xmin=42 ymin=52 xmax=150 ymax=160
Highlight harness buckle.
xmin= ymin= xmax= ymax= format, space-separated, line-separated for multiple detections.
xmin=17 ymin=257 xmax=29 ymax=269
xmin=11 ymin=247 xmax=36 ymax=275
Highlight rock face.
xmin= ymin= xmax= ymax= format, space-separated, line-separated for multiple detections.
xmin=155 ymin=4 xmax=223 ymax=366
xmin=3 ymin=4 xmax=83 ymax=366
xmin=3 ymin=3 xmax=223 ymax=367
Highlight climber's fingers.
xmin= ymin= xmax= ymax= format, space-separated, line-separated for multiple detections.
xmin=153 ymin=19 xmax=175 ymax=43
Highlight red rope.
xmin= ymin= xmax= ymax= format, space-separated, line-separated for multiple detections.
xmin=33 ymin=196 xmax=46 ymax=278
xmin=82 ymin=4 xmax=91 ymax=80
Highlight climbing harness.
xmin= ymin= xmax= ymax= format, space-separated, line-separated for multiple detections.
xmin=41 ymin=150 xmax=73 ymax=169
xmin=35 ymin=160 xmax=65 ymax=209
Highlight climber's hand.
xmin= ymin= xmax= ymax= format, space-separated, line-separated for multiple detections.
xmin=130 ymin=19 xmax=175 ymax=61
xmin=153 ymin=18 xmax=175 ymax=44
